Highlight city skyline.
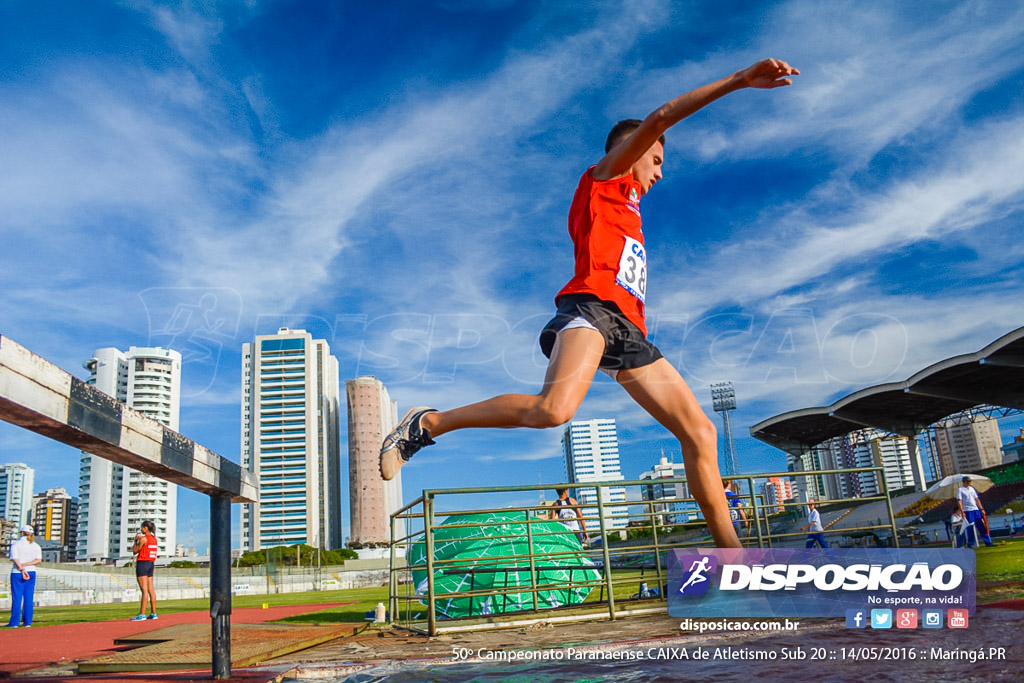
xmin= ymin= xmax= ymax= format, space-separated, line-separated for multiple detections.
xmin=2 ymin=2 xmax=1023 ymax=551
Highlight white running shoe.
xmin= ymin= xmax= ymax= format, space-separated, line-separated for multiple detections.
xmin=380 ymin=407 xmax=437 ymax=480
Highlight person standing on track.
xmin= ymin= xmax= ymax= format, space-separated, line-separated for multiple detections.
xmin=131 ymin=520 xmax=159 ymax=621
xmin=6 ymin=525 xmax=42 ymax=628
xmin=381 ymin=58 xmax=799 ymax=548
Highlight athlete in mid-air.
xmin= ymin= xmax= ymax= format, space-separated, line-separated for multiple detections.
xmin=381 ymin=58 xmax=799 ymax=548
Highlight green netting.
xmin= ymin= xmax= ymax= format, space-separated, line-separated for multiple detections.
xmin=409 ymin=510 xmax=600 ymax=619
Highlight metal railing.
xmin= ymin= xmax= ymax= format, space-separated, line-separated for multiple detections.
xmin=389 ymin=466 xmax=898 ymax=635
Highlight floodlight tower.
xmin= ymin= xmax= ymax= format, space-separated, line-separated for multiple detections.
xmin=711 ymin=382 xmax=740 ymax=488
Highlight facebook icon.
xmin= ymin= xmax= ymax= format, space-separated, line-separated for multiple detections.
xmin=845 ymin=609 xmax=867 ymax=629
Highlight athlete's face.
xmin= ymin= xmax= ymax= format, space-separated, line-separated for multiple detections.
xmin=632 ymin=141 xmax=664 ymax=195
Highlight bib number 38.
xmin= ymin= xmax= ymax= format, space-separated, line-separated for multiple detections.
xmin=615 ymin=236 xmax=647 ymax=303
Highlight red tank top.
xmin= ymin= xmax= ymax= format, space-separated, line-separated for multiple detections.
xmin=137 ymin=534 xmax=158 ymax=562
xmin=556 ymin=167 xmax=647 ymax=335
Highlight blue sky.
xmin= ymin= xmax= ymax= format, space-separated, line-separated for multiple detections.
xmin=2 ymin=1 xmax=1023 ymax=552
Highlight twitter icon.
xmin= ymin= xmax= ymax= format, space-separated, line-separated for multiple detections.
xmin=870 ymin=609 xmax=892 ymax=629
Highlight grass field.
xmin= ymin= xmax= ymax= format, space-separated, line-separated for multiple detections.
xmin=975 ymin=538 xmax=1024 ymax=602
xmin=975 ymin=538 xmax=1024 ymax=579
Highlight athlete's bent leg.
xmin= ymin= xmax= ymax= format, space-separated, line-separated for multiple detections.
xmin=380 ymin=328 xmax=605 ymax=480
xmin=615 ymin=359 xmax=741 ymax=548
xmin=421 ymin=327 xmax=605 ymax=436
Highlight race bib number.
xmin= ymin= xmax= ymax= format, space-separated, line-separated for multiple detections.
xmin=615 ymin=236 xmax=647 ymax=302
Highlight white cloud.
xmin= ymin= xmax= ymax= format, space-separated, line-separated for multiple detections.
xmin=658 ymin=116 xmax=1024 ymax=315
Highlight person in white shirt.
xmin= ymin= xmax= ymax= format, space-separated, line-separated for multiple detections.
xmin=800 ymin=500 xmax=829 ymax=548
xmin=7 ymin=525 xmax=42 ymax=628
xmin=956 ymin=476 xmax=993 ymax=548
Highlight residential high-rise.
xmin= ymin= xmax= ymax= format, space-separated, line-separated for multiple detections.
xmin=345 ymin=376 xmax=404 ymax=549
xmin=0 ymin=462 xmax=35 ymax=526
xmin=868 ymin=434 xmax=922 ymax=492
xmin=241 ymin=328 xmax=341 ymax=551
xmin=78 ymin=347 xmax=180 ymax=561
xmin=790 ymin=429 xmax=925 ymax=502
xmin=32 ymin=487 xmax=79 ymax=562
xmin=761 ymin=477 xmax=795 ymax=514
xmin=562 ymin=419 xmax=628 ymax=530
xmin=639 ymin=454 xmax=696 ymax=524
xmin=788 ymin=448 xmax=831 ymax=503
xmin=932 ymin=416 xmax=1004 ymax=476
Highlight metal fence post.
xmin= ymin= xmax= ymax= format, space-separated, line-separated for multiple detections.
xmin=879 ymin=467 xmax=900 ymax=548
xmin=595 ymin=486 xmax=615 ymax=620
xmin=747 ymin=477 xmax=766 ymax=548
xmin=389 ymin=506 xmax=397 ymax=624
xmin=424 ymin=493 xmax=437 ymax=636
xmin=649 ymin=500 xmax=665 ymax=597
xmin=524 ymin=507 xmax=539 ymax=613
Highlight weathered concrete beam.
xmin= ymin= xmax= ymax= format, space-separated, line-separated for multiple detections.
xmin=0 ymin=335 xmax=256 ymax=503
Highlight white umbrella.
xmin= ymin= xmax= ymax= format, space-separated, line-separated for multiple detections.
xmin=925 ymin=474 xmax=993 ymax=500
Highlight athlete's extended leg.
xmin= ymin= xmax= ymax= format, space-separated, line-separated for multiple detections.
xmin=426 ymin=327 xmax=605 ymax=434
xmin=380 ymin=327 xmax=605 ymax=479
xmin=616 ymin=359 xmax=741 ymax=548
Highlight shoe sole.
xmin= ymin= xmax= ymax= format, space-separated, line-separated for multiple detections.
xmin=380 ymin=406 xmax=432 ymax=480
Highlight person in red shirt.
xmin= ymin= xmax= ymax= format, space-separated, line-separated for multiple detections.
xmin=381 ymin=58 xmax=799 ymax=548
xmin=131 ymin=521 xmax=159 ymax=621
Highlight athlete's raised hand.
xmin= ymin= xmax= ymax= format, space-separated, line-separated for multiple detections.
xmin=738 ymin=58 xmax=799 ymax=89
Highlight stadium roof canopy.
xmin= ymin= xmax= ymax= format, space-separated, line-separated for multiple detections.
xmin=749 ymin=325 xmax=1024 ymax=455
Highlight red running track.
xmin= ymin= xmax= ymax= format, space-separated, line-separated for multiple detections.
xmin=0 ymin=602 xmax=353 ymax=677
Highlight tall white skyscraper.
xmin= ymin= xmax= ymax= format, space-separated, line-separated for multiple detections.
xmin=562 ymin=419 xmax=628 ymax=530
xmin=345 ymin=376 xmax=403 ymax=550
xmin=240 ymin=328 xmax=341 ymax=551
xmin=0 ymin=463 xmax=35 ymax=528
xmin=77 ymin=347 xmax=180 ymax=560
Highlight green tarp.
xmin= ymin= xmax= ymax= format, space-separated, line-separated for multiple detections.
xmin=409 ymin=510 xmax=600 ymax=619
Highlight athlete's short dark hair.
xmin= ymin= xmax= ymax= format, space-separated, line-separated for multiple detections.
xmin=605 ymin=119 xmax=665 ymax=153
xmin=555 ymin=488 xmax=568 ymax=497
xmin=142 ymin=520 xmax=156 ymax=534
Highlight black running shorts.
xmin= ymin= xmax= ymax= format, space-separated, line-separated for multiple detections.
xmin=538 ymin=294 xmax=663 ymax=373
xmin=136 ymin=561 xmax=155 ymax=577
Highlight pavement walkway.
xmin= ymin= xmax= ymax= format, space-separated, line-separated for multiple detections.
xmin=0 ymin=602 xmax=352 ymax=678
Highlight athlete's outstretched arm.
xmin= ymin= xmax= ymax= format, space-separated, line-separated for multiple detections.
xmin=592 ymin=58 xmax=799 ymax=181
